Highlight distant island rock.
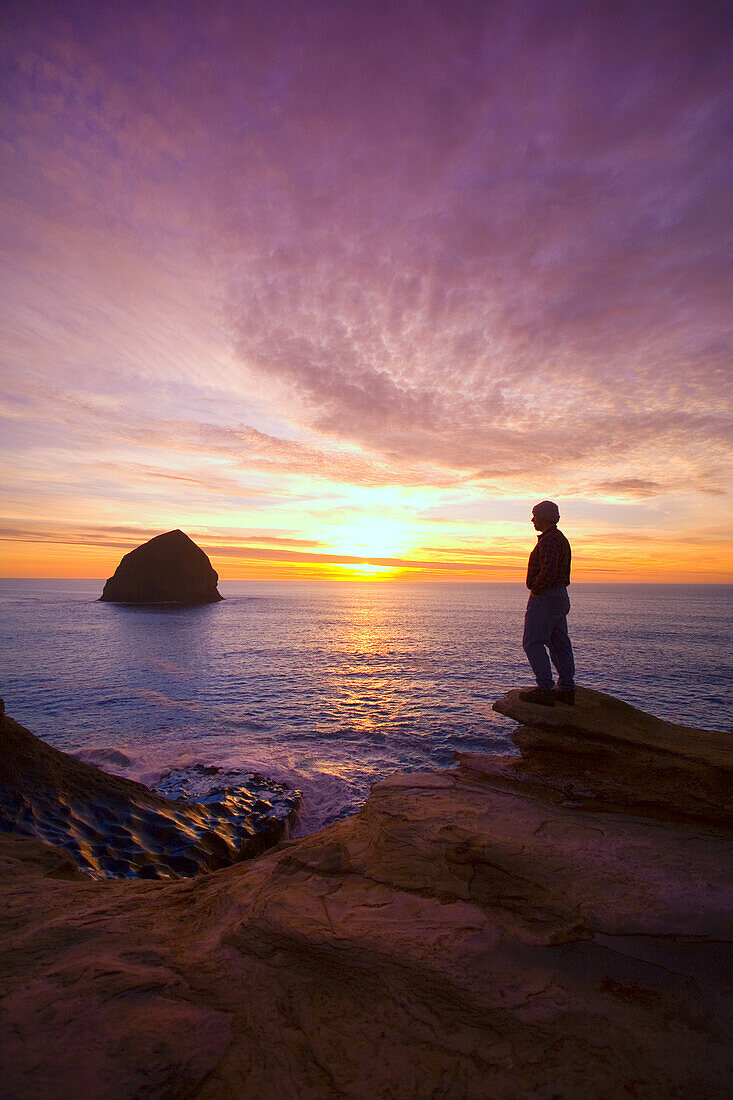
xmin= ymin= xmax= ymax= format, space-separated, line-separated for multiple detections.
xmin=100 ymin=529 xmax=223 ymax=605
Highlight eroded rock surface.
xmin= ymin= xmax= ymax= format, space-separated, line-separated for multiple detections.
xmin=1 ymin=690 xmax=731 ymax=1098
xmin=100 ymin=528 xmax=223 ymax=605
xmin=488 ymin=685 xmax=733 ymax=823
xmin=0 ymin=710 xmax=300 ymax=879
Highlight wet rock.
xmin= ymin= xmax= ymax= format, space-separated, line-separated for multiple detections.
xmin=100 ymin=529 xmax=223 ymax=605
xmin=0 ymin=709 xmax=300 ymax=880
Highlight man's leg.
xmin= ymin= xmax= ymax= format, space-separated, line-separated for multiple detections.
xmin=548 ymin=615 xmax=575 ymax=690
xmin=522 ymin=596 xmax=554 ymax=691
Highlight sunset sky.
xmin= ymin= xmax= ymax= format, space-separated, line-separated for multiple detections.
xmin=1 ymin=0 xmax=730 ymax=582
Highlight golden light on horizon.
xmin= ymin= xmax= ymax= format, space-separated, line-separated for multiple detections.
xmin=1 ymin=517 xmax=732 ymax=583
xmin=339 ymin=563 xmax=403 ymax=580
xmin=326 ymin=517 xmax=414 ymax=562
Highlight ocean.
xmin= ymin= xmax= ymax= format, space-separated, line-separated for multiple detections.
xmin=1 ymin=580 xmax=731 ymax=834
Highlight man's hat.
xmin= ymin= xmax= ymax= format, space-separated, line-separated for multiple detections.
xmin=532 ymin=500 xmax=560 ymax=522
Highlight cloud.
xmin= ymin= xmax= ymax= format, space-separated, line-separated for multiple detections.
xmin=0 ymin=373 xmax=461 ymax=490
xmin=0 ymin=0 xmax=730 ymax=576
xmin=0 ymin=519 xmax=502 ymax=571
xmin=0 ymin=522 xmax=170 ymax=549
xmin=201 ymin=0 xmax=731 ymax=489
xmin=241 ymin=534 xmax=322 ymax=547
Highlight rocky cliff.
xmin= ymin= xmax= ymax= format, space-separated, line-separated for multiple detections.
xmin=100 ymin=529 xmax=223 ymax=605
xmin=0 ymin=688 xmax=730 ymax=1098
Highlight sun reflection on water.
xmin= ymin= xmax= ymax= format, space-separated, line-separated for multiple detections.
xmin=323 ymin=591 xmax=412 ymax=734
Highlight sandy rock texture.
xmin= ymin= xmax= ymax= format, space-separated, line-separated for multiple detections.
xmin=100 ymin=529 xmax=223 ymax=605
xmin=1 ymin=688 xmax=731 ymax=1098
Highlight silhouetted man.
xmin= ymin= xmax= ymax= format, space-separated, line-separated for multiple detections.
xmin=520 ymin=500 xmax=575 ymax=706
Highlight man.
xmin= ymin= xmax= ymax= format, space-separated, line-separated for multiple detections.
xmin=520 ymin=500 xmax=575 ymax=707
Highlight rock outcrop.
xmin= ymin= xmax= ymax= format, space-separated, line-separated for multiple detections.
xmin=487 ymin=686 xmax=733 ymax=824
xmin=0 ymin=688 xmax=731 ymax=1098
xmin=0 ymin=710 xmax=300 ymax=879
xmin=100 ymin=529 xmax=223 ymax=605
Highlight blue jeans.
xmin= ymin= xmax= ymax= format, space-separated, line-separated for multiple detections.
xmin=523 ymin=586 xmax=575 ymax=691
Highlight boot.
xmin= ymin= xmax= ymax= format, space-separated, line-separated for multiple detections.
xmin=519 ymin=688 xmax=555 ymax=707
xmin=554 ymin=687 xmax=576 ymax=705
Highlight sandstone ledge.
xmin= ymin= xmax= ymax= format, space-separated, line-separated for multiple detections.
xmin=0 ymin=690 xmax=731 ymax=1098
xmin=488 ymin=686 xmax=733 ymax=824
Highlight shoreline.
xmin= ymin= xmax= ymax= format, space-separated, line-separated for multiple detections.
xmin=1 ymin=688 xmax=730 ymax=1096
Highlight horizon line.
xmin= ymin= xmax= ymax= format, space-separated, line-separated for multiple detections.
xmin=2 ymin=577 xmax=731 ymax=586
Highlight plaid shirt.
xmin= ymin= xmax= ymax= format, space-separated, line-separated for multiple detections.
xmin=526 ymin=526 xmax=571 ymax=594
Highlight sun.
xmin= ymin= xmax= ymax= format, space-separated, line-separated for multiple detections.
xmin=342 ymin=563 xmax=397 ymax=579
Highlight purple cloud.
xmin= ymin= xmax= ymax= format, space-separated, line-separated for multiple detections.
xmin=1 ymin=0 xmax=730 ymax=556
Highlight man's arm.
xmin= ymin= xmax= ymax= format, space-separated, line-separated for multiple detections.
xmin=530 ymin=536 xmax=560 ymax=594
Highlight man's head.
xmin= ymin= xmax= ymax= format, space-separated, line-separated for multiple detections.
xmin=531 ymin=499 xmax=560 ymax=532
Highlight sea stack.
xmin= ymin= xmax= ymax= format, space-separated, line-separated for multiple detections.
xmin=100 ymin=529 xmax=223 ymax=605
